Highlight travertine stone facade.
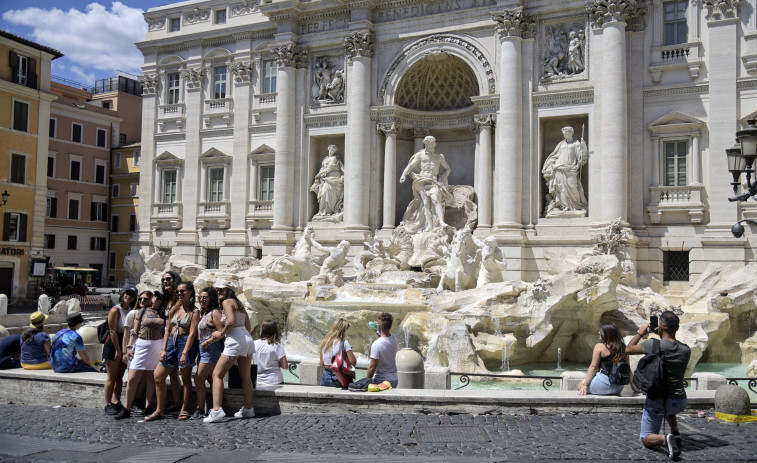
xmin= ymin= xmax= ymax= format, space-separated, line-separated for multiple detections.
xmin=135 ymin=0 xmax=757 ymax=283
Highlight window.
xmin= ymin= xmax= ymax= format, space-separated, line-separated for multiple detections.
xmin=13 ymin=100 xmax=28 ymax=132
xmin=70 ymin=159 xmax=81 ymax=181
xmin=664 ymin=0 xmax=688 ymax=46
xmin=170 ymin=17 xmax=181 ymax=32
xmin=10 ymin=52 xmax=36 ymax=88
xmin=95 ymin=163 xmax=106 ymax=184
xmin=16 ymin=55 xmax=28 ymax=86
xmin=90 ymin=237 xmax=107 ymax=251
xmin=49 ymin=118 xmax=56 ymax=138
xmin=208 ymin=167 xmax=224 ymax=202
xmin=72 ymin=123 xmax=83 ymax=143
xmin=10 ymin=154 xmax=25 ymax=184
xmin=68 ymin=198 xmax=80 ymax=220
xmin=91 ymin=201 xmax=107 ymax=221
xmin=664 ymin=250 xmax=689 ymax=281
xmin=3 ymin=212 xmax=26 ymax=242
xmin=102 ymin=101 xmax=110 ymax=109
xmin=129 ymin=214 xmax=137 ymax=232
xmin=111 ymin=215 xmax=119 ymax=232
xmin=96 ymin=128 xmax=107 ymax=148
xmin=130 ymin=183 xmax=138 ymax=197
xmin=263 ymin=60 xmax=277 ymax=93
xmin=109 ymin=252 xmax=117 ymax=269
xmin=213 ymin=66 xmax=227 ymax=99
xmin=260 ymin=166 xmax=275 ymax=201
xmin=119 ymin=133 xmax=127 ymax=145
xmin=112 ymin=184 xmax=120 ymax=197
xmin=206 ymin=248 xmax=220 ymax=269
xmin=114 ymin=153 xmax=121 ymax=168
xmin=44 ymin=234 xmax=55 ymax=249
xmin=168 ymin=72 xmax=180 ymax=104
xmin=215 ymin=9 xmax=226 ymax=24
xmin=664 ymin=140 xmax=688 ymax=186
xmin=133 ymin=151 xmax=140 ymax=167
xmin=67 ymin=235 xmax=77 ymax=250
xmin=47 ymin=155 xmax=55 ymax=177
xmin=163 ymin=170 xmax=177 ymax=203
xmin=46 ymin=197 xmax=57 ymax=218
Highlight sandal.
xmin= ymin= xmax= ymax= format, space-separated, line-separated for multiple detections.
xmin=178 ymin=411 xmax=191 ymax=421
xmin=378 ymin=381 xmax=392 ymax=391
xmin=144 ymin=412 xmax=164 ymax=422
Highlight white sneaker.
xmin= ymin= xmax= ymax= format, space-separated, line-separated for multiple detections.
xmin=234 ymin=406 xmax=255 ymax=419
xmin=202 ymin=408 xmax=226 ymax=423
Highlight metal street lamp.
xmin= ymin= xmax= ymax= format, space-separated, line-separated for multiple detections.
xmin=0 ymin=190 xmax=8 ymax=207
xmin=729 ymin=119 xmax=757 ymax=202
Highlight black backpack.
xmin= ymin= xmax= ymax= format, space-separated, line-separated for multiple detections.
xmin=632 ymin=338 xmax=666 ymax=397
xmin=608 ymin=356 xmax=631 ymax=385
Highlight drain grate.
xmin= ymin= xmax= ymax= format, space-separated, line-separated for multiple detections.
xmin=413 ymin=426 xmax=491 ymax=443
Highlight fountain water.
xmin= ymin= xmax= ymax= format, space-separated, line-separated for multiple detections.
xmin=555 ymin=347 xmax=564 ymax=371
xmin=501 ymin=342 xmax=511 ymax=372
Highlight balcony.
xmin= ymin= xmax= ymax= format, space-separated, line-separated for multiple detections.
xmin=197 ymin=201 xmax=230 ymax=229
xmin=246 ymin=199 xmax=273 ymax=228
xmin=252 ymin=93 xmax=277 ymax=122
xmin=151 ymin=202 xmax=183 ymax=229
xmin=157 ymin=103 xmax=186 ymax=131
xmin=647 ymin=185 xmax=705 ymax=224
xmin=203 ymin=98 xmax=233 ymax=128
xmin=648 ymin=42 xmax=703 ymax=83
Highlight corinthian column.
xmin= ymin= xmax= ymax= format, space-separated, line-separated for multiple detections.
xmin=378 ymin=123 xmax=397 ymax=229
xmin=271 ymin=43 xmax=303 ymax=231
xmin=474 ymin=114 xmax=496 ymax=228
xmin=343 ymin=31 xmax=374 ymax=231
xmin=492 ymin=8 xmax=536 ymax=229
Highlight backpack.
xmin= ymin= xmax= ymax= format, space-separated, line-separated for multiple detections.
xmin=632 ymin=338 xmax=666 ymax=397
xmin=97 ymin=321 xmax=109 ymax=344
xmin=608 ymin=356 xmax=631 ymax=385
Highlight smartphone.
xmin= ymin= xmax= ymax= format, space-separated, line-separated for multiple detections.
xmin=650 ymin=315 xmax=658 ymax=332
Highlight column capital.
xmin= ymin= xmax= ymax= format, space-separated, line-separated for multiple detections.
xmin=230 ymin=61 xmax=253 ymax=84
xmin=343 ymin=31 xmax=375 ymax=62
xmin=274 ymin=42 xmax=305 ymax=68
xmin=413 ymin=127 xmax=430 ymax=139
xmin=295 ymin=46 xmax=309 ymax=69
xmin=139 ymin=73 xmax=160 ymax=95
xmin=377 ymin=122 xmax=397 ymax=135
xmin=704 ymin=0 xmax=740 ymax=23
xmin=472 ymin=113 xmax=496 ymax=132
xmin=586 ymin=0 xmax=649 ymax=31
xmin=180 ymin=67 xmax=205 ymax=91
xmin=491 ymin=7 xmax=537 ymax=40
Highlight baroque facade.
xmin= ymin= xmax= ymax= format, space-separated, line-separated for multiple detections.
xmin=136 ymin=0 xmax=755 ymax=283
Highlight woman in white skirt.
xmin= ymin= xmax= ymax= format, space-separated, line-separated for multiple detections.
xmin=114 ymin=290 xmax=169 ymax=420
xmin=204 ymin=282 xmax=255 ymax=423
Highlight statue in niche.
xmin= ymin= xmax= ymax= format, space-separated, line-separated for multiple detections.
xmin=310 ymin=144 xmax=344 ymax=221
xmin=541 ymin=25 xmax=586 ymax=81
xmin=265 ymin=226 xmax=327 ymax=282
xmin=542 ymin=126 xmax=589 ymax=218
xmin=567 ymin=30 xmax=585 ymax=75
xmin=399 ymin=135 xmax=455 ymax=233
xmin=312 ymin=57 xmax=345 ymax=104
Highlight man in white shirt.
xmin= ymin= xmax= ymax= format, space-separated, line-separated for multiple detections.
xmin=366 ymin=312 xmax=399 ymax=388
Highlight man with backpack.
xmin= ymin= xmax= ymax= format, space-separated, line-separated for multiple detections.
xmin=626 ymin=311 xmax=691 ymax=460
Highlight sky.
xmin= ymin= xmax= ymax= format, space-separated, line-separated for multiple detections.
xmin=0 ymin=0 xmax=162 ymax=86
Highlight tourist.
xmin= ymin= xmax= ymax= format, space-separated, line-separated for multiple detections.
xmin=366 ymin=312 xmax=398 ymax=388
xmin=121 ymin=290 xmax=151 ymax=414
xmin=204 ymin=282 xmax=255 ymax=423
xmin=19 ymin=311 xmax=51 ymax=370
xmin=50 ymin=312 xmax=98 ymax=373
xmin=160 ymin=271 xmax=183 ymax=411
xmin=191 ymin=286 xmax=224 ymax=420
xmin=151 ymin=282 xmax=200 ymax=421
xmin=318 ymin=318 xmax=357 ymax=387
xmin=0 ymin=333 xmax=21 ymax=369
xmin=115 ymin=290 xmax=168 ymax=420
xmin=103 ymin=287 xmax=137 ymax=416
xmin=626 ymin=311 xmax=691 ymax=460
xmin=254 ymin=320 xmax=288 ymax=386
xmin=578 ymin=323 xmax=628 ymax=396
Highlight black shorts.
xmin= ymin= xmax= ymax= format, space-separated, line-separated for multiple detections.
xmin=101 ymin=333 xmax=124 ymax=361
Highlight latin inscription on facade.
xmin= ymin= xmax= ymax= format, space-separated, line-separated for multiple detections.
xmin=374 ymin=0 xmax=497 ymax=22
xmin=300 ymin=17 xmax=349 ymax=34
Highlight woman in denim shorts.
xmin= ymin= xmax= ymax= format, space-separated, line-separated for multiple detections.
xmin=190 ymin=287 xmax=224 ymax=420
xmin=149 ymin=282 xmax=200 ymax=421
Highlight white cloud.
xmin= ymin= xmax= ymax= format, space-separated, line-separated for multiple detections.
xmin=3 ymin=2 xmax=147 ymax=76
xmin=70 ymin=66 xmax=97 ymax=85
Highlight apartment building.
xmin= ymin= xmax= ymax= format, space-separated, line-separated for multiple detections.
xmin=108 ymin=141 xmax=141 ymax=285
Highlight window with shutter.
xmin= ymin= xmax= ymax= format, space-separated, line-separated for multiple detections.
xmin=10 ymin=154 xmax=25 ymax=184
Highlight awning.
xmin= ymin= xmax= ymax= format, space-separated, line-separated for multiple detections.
xmin=51 ymin=267 xmax=99 ymax=272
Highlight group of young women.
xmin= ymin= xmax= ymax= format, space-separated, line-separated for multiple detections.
xmin=101 ymin=272 xmax=288 ymax=423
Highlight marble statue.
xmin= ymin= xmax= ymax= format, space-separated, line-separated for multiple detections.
xmin=399 ymin=135 xmax=455 ymax=233
xmin=310 ymin=144 xmax=344 ymax=220
xmin=327 ymin=70 xmax=344 ymax=102
xmin=312 ymin=57 xmax=345 ymax=104
xmin=542 ymin=126 xmax=588 ymax=217
xmin=265 ymin=226 xmax=327 ymax=282
xmin=476 ymin=236 xmax=507 ymax=287
xmin=320 ymin=240 xmax=351 ymax=276
xmin=437 ymin=228 xmax=479 ymax=293
xmin=541 ymin=25 xmax=585 ymax=81
xmin=567 ymin=30 xmax=585 ymax=75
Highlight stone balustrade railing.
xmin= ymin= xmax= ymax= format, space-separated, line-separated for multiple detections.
xmin=159 ymin=103 xmax=185 ymax=116
xmin=204 ymin=98 xmax=233 ymax=113
xmin=256 ymin=93 xmax=277 ymax=106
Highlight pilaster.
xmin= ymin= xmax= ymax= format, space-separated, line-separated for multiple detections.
xmin=473 ymin=114 xmax=495 ymax=229
xmin=379 ymin=123 xmax=398 ymax=230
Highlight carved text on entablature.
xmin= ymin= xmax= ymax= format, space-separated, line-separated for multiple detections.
xmin=300 ymin=17 xmax=349 ymax=35
xmin=373 ymin=0 xmax=497 ymax=23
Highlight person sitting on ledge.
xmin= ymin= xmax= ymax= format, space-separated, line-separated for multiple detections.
xmin=50 ymin=312 xmax=98 ymax=373
xmin=366 ymin=312 xmax=399 ymax=388
xmin=20 ymin=311 xmax=51 ymax=370
xmin=578 ymin=323 xmax=627 ymax=396
xmin=0 ymin=333 xmax=21 ymax=370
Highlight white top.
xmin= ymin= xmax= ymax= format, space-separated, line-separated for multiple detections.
xmin=370 ymin=335 xmax=398 ymax=383
xmin=321 ymin=339 xmax=352 ymax=366
xmin=253 ymin=339 xmax=286 ymax=385
xmin=124 ymin=309 xmax=138 ymax=333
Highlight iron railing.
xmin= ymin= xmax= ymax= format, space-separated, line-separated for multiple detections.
xmin=726 ymin=378 xmax=757 ymax=395
xmin=452 ymin=372 xmax=561 ymax=391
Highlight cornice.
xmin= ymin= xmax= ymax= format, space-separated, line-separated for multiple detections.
xmin=532 ymin=89 xmax=594 ymax=108
xmin=154 ymin=132 xmax=187 ymax=142
xmin=643 ymin=84 xmax=709 ymax=98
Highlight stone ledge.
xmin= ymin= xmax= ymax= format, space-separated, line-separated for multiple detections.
xmin=0 ymin=368 xmax=717 ymax=415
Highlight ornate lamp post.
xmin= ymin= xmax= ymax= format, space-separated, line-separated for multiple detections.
xmin=727 ymin=119 xmax=757 ymax=236
xmin=0 ymin=190 xmax=8 ymax=207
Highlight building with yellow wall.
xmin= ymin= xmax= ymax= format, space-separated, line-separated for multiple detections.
xmin=108 ymin=142 xmax=140 ymax=285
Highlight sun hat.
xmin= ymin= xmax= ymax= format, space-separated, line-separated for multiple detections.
xmin=67 ymin=312 xmax=84 ymax=327
xmin=29 ymin=311 xmax=48 ymax=328
xmin=121 ymin=286 xmax=138 ymax=297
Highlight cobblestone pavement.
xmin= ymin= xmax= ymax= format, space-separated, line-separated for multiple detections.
xmin=0 ymin=404 xmax=755 ymax=462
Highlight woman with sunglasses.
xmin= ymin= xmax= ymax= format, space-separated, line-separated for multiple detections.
xmin=103 ymin=287 xmax=137 ymax=416
xmin=204 ymin=282 xmax=255 ymax=423
xmin=160 ymin=271 xmax=183 ymax=411
xmin=191 ymin=286 xmax=224 ymax=420
xmin=115 ymin=290 xmax=167 ymax=419
xmin=152 ymin=282 xmax=200 ymax=421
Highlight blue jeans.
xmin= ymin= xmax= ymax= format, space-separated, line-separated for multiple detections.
xmin=639 ymin=397 xmax=688 ymax=439
xmin=320 ymin=369 xmax=340 ymax=387
xmin=161 ymin=334 xmax=198 ymax=369
xmin=588 ymin=371 xmax=624 ymax=395
xmin=199 ymin=340 xmax=223 ymax=365
xmin=66 ymin=359 xmax=98 ymax=373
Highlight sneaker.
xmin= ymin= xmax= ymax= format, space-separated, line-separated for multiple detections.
xmin=190 ymin=408 xmax=205 ymax=420
xmin=130 ymin=404 xmax=146 ymax=416
xmin=234 ymin=407 xmax=255 ymax=419
xmin=104 ymin=403 xmax=117 ymax=415
xmin=114 ymin=408 xmax=131 ymax=420
xmin=666 ymin=433 xmax=681 ymax=460
xmin=203 ymin=408 xmax=226 ymax=423
xmin=674 ymin=433 xmax=682 ymax=450
xmin=113 ymin=402 xmax=125 ymax=412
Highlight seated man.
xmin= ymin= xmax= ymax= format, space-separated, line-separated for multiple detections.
xmin=0 ymin=334 xmax=21 ymax=369
xmin=50 ymin=312 xmax=97 ymax=373
xmin=366 ymin=312 xmax=399 ymax=388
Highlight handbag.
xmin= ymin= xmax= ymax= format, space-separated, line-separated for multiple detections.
xmin=97 ymin=321 xmax=109 ymax=344
xmin=330 ymin=340 xmax=356 ymax=388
